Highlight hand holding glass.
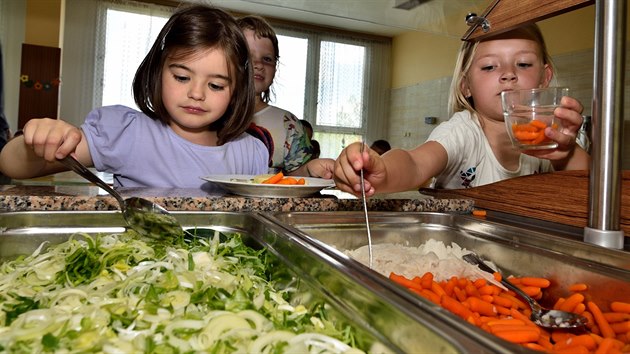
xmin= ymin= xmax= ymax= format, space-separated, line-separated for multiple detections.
xmin=502 ymin=87 xmax=569 ymax=150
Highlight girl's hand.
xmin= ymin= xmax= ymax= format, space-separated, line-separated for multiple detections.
xmin=333 ymin=142 xmax=385 ymax=197
xmin=304 ymin=158 xmax=335 ymax=179
xmin=22 ymin=118 xmax=83 ymax=161
xmin=525 ymin=96 xmax=588 ymax=163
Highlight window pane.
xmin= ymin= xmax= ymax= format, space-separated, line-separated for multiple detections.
xmin=314 ymin=132 xmax=361 ymax=159
xmin=273 ymin=35 xmax=308 ymax=119
xmin=317 ymin=41 xmax=365 ymax=129
xmin=102 ymin=9 xmax=167 ymax=108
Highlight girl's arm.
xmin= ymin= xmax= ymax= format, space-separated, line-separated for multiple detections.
xmin=0 ymin=118 xmax=92 ymax=179
xmin=334 ymin=141 xmax=448 ymax=196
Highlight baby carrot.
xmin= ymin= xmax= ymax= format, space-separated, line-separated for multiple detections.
xmin=472 ymin=209 xmax=487 ymax=217
xmin=519 ymin=277 xmax=551 ymax=288
xmin=595 ymin=337 xmax=618 ymax=354
xmin=523 ymin=342 xmax=548 ymax=352
xmin=296 ymin=177 xmax=306 ymax=185
xmin=559 ymin=293 xmax=585 ymax=313
xmin=493 ymin=328 xmax=539 ymax=343
xmin=553 ymin=333 xmax=597 ymax=351
xmin=420 ymin=272 xmax=433 ymax=289
xmin=611 ymin=302 xmax=630 ymax=314
xmin=573 ymin=302 xmax=586 ymax=315
xmin=493 ymin=271 xmax=502 ymax=282
xmin=530 ymin=120 xmax=548 ymax=130
xmin=420 ymin=289 xmax=441 ymax=304
xmin=604 ymin=313 xmax=630 ymax=323
xmin=276 ymin=177 xmax=298 ymax=185
xmin=441 ymin=295 xmax=474 ymax=320
xmin=261 ymin=171 xmax=284 ymax=184
xmin=589 ymin=301 xmax=616 ymax=338
xmin=389 ymin=273 xmax=423 ymax=292
xmin=467 ymin=296 xmax=497 ymax=317
xmin=569 ymin=283 xmax=589 ymax=292
xmin=609 ymin=321 xmax=630 ymax=334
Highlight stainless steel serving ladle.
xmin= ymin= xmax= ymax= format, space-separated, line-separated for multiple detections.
xmin=58 ymin=155 xmax=185 ymax=239
xmin=463 ymin=253 xmax=588 ymax=329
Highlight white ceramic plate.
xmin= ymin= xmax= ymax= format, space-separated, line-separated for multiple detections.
xmin=201 ymin=175 xmax=335 ymax=198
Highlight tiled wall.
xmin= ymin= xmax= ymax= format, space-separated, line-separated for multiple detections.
xmin=388 ymin=47 xmax=630 ymax=168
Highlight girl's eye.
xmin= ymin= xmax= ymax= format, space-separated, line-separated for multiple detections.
xmin=517 ymin=62 xmax=533 ymax=68
xmin=262 ymin=56 xmax=276 ymax=65
xmin=481 ymin=65 xmax=495 ymax=71
xmin=208 ymin=83 xmax=225 ymax=91
xmin=174 ymin=75 xmax=189 ymax=82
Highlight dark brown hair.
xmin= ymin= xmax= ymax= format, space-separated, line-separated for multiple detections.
xmin=236 ymin=15 xmax=279 ymax=103
xmin=133 ymin=4 xmax=255 ymax=145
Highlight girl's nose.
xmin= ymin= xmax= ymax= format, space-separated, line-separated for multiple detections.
xmin=188 ymin=83 xmax=205 ymax=101
xmin=500 ymin=71 xmax=517 ymax=82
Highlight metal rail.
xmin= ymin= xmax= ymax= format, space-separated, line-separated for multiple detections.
xmin=584 ymin=0 xmax=627 ymax=249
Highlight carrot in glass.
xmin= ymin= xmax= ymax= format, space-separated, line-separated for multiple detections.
xmin=530 ymin=120 xmax=548 ymax=130
xmin=588 ymin=301 xmax=616 ymax=338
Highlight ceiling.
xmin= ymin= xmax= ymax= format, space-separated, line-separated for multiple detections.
xmin=206 ymin=0 xmax=492 ymax=37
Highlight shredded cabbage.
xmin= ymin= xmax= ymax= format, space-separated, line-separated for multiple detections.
xmin=0 ymin=230 xmax=368 ymax=353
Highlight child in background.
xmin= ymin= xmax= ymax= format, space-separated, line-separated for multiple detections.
xmin=0 ymin=5 xmax=268 ymax=188
xmin=334 ymin=24 xmax=589 ymax=196
xmin=370 ymin=139 xmax=391 ymax=155
xmin=238 ymin=15 xmax=334 ymax=178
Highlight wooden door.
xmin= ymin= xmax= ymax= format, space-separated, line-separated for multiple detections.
xmin=18 ymin=44 xmax=61 ymax=129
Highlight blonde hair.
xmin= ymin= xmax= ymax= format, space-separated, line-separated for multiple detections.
xmin=447 ymin=24 xmax=555 ymax=116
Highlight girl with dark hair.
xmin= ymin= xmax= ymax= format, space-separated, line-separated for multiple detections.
xmin=0 ymin=5 xmax=268 ymax=188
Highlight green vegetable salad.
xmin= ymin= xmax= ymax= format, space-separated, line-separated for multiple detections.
xmin=0 ymin=230 xmax=368 ymax=353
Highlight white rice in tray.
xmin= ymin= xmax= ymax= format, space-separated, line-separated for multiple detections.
xmin=344 ymin=239 xmax=490 ymax=282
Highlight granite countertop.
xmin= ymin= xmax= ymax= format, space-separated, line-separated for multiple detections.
xmin=0 ymin=183 xmax=474 ymax=214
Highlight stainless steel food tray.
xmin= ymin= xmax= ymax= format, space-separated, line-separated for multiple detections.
xmin=265 ymin=211 xmax=630 ymax=350
xmin=0 ymin=211 xmax=504 ymax=354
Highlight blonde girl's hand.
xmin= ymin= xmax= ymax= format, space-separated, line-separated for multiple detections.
xmin=22 ymin=118 xmax=83 ymax=162
xmin=333 ymin=142 xmax=385 ymax=197
xmin=525 ymin=95 xmax=588 ymax=162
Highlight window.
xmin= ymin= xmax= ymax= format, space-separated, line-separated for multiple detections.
xmin=272 ymin=26 xmax=391 ymax=159
xmin=96 ymin=3 xmax=170 ymax=109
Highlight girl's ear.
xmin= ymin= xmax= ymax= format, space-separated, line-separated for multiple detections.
xmin=461 ymin=76 xmax=472 ymax=98
xmin=540 ymin=64 xmax=553 ymax=88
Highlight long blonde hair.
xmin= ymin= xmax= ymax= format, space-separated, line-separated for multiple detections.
xmin=447 ymin=24 xmax=555 ymax=116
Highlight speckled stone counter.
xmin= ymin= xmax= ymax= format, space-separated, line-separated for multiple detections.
xmin=0 ymin=184 xmax=474 ymax=213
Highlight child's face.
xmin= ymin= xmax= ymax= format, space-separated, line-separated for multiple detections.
xmin=161 ymin=47 xmax=233 ymax=136
xmin=462 ymin=37 xmax=552 ymax=121
xmin=243 ymin=29 xmax=277 ymax=96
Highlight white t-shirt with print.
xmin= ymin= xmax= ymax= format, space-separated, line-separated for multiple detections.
xmin=427 ymin=110 xmax=553 ymax=189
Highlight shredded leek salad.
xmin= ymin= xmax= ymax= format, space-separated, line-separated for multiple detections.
xmin=0 ymin=230 xmax=368 ymax=353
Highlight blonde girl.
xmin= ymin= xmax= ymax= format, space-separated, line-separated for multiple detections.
xmin=334 ymin=24 xmax=589 ymax=196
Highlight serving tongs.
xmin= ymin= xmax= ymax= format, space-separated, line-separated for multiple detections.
xmin=463 ymin=252 xmax=587 ymax=329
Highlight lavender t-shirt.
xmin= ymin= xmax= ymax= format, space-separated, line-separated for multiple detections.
xmin=81 ymin=105 xmax=268 ymax=188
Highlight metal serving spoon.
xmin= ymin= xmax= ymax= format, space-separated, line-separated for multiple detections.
xmin=463 ymin=252 xmax=587 ymax=329
xmin=58 ymin=155 xmax=185 ymax=239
